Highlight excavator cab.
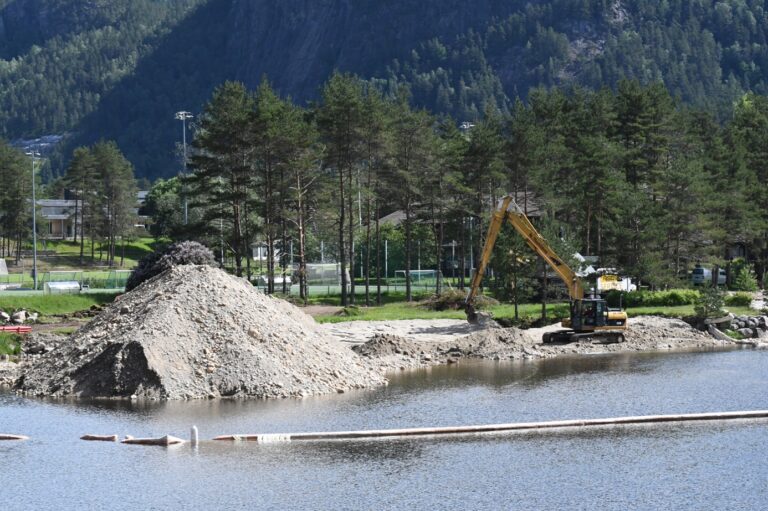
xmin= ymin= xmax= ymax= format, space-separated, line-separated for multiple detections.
xmin=571 ymin=299 xmax=607 ymax=330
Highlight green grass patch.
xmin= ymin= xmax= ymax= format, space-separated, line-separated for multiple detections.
xmin=4 ymin=237 xmax=160 ymax=273
xmin=0 ymin=293 xmax=117 ymax=316
xmin=725 ymin=292 xmax=753 ymax=307
xmin=313 ymin=300 xmax=758 ymax=324
xmin=314 ymin=301 xmax=569 ymax=323
xmin=0 ymin=333 xmax=22 ymax=356
xmin=306 ymin=290 xmax=434 ymax=306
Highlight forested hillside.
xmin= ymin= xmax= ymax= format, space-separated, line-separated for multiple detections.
xmin=1 ymin=0 xmax=768 ymax=178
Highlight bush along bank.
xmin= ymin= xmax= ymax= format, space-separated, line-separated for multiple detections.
xmin=605 ymin=289 xmax=757 ymax=308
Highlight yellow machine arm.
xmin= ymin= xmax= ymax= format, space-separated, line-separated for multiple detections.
xmin=465 ymin=196 xmax=584 ymax=314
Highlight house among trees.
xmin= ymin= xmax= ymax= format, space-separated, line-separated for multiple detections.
xmin=38 ymin=199 xmax=78 ymax=239
xmin=37 ymin=191 xmax=149 ymax=240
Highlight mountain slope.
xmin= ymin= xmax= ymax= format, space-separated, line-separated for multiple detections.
xmin=1 ymin=0 xmax=768 ymax=178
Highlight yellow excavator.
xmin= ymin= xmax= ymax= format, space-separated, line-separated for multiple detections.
xmin=465 ymin=195 xmax=628 ymax=343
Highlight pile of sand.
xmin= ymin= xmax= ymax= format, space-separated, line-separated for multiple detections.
xmin=16 ymin=265 xmax=386 ymax=399
xmin=332 ymin=315 xmax=730 ymax=369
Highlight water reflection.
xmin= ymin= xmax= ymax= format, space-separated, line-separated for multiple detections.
xmin=2 ymin=349 xmax=767 ymax=511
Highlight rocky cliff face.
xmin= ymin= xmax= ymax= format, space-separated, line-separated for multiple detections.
xmin=225 ymin=0 xmax=517 ymax=99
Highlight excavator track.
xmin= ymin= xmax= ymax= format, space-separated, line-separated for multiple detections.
xmin=542 ymin=330 xmax=625 ymax=344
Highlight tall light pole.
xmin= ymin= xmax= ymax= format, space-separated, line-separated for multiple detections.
xmin=175 ymin=111 xmax=193 ymax=224
xmin=25 ymin=150 xmax=40 ymax=290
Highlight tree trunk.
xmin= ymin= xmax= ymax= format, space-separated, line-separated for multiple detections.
xmin=347 ymin=165 xmax=355 ymax=304
xmin=513 ymin=258 xmax=519 ymax=321
xmin=79 ymin=192 xmax=86 ymax=265
xmin=541 ymin=262 xmax=548 ymax=320
xmin=338 ymin=166 xmax=348 ymax=306
xmin=405 ymin=204 xmax=412 ymax=302
xmin=375 ymin=201 xmax=382 ymax=306
xmin=364 ymin=168 xmax=373 ymax=307
xmin=585 ymin=203 xmax=592 ymax=255
xmin=459 ymin=219 xmax=466 ymax=290
xmin=280 ymin=168 xmax=288 ymax=295
xmin=245 ymin=194 xmax=252 ymax=283
xmin=296 ymin=173 xmax=308 ymax=304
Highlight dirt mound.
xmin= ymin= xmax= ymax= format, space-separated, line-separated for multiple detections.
xmin=331 ymin=315 xmax=733 ymax=370
xmin=16 ymin=265 xmax=385 ymax=399
xmin=349 ymin=327 xmax=532 ymax=371
xmin=622 ymin=316 xmax=714 ymax=345
xmin=352 ymin=334 xmax=422 ymax=358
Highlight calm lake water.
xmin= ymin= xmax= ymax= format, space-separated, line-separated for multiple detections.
xmin=2 ymin=348 xmax=767 ymax=510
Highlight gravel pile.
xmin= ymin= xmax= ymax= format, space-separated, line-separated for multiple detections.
xmin=338 ymin=315 xmax=733 ymax=370
xmin=0 ymin=361 xmax=20 ymax=386
xmin=351 ymin=327 xmax=531 ymax=371
xmin=16 ymin=265 xmax=385 ymax=399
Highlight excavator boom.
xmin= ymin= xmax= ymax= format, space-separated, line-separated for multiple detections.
xmin=465 ymin=196 xmax=582 ymax=317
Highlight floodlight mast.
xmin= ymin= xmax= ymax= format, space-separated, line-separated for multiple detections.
xmin=25 ymin=150 xmax=40 ymax=290
xmin=175 ymin=111 xmax=193 ymax=224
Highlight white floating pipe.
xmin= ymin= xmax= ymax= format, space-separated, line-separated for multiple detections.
xmin=0 ymin=434 xmax=29 ymax=441
xmin=212 ymin=410 xmax=768 ymax=443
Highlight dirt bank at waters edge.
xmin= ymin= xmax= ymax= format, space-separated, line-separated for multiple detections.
xmin=326 ymin=316 xmax=739 ymax=372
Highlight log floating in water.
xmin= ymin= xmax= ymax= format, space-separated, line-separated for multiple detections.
xmin=0 ymin=434 xmax=28 ymax=441
xmin=212 ymin=410 xmax=768 ymax=443
xmin=121 ymin=435 xmax=184 ymax=446
xmin=80 ymin=434 xmax=119 ymax=442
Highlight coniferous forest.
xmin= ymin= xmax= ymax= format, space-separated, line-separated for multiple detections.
xmin=2 ymin=0 xmax=768 ymax=179
xmin=1 ymin=0 xmax=768 ymax=300
xmin=139 ymin=75 xmax=768 ymax=305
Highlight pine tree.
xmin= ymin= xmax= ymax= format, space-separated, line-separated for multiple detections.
xmin=188 ymin=81 xmax=254 ymax=276
xmin=317 ymin=73 xmax=365 ymax=306
xmin=91 ymin=141 xmax=138 ymax=266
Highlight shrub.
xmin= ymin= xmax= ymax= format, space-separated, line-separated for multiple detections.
xmin=694 ymin=286 xmax=725 ymax=319
xmin=126 ymin=241 xmax=215 ymax=291
xmin=335 ymin=305 xmax=362 ymax=317
xmin=606 ymin=289 xmax=700 ymax=308
xmin=732 ymin=266 xmax=759 ymax=292
xmin=420 ymin=289 xmax=499 ymax=311
xmin=725 ymin=292 xmax=753 ymax=307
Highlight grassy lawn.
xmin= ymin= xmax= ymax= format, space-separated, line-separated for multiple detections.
xmin=313 ymin=301 xmax=759 ymax=324
xmin=315 ymin=302 xmax=571 ymax=323
xmin=3 ymin=237 xmax=158 ymax=276
xmin=0 ymin=293 xmax=118 ymax=317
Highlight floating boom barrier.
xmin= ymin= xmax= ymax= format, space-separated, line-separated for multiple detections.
xmin=212 ymin=410 xmax=768 ymax=444
xmin=80 ymin=434 xmax=119 ymax=442
xmin=0 ymin=434 xmax=29 ymax=441
xmin=121 ymin=435 xmax=184 ymax=446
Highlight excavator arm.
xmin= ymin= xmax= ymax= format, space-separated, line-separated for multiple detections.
xmin=465 ymin=196 xmax=583 ymax=321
